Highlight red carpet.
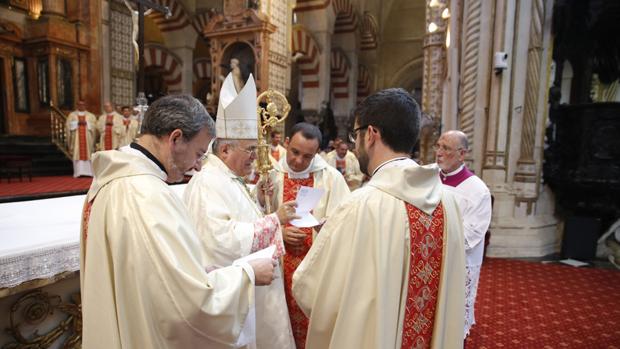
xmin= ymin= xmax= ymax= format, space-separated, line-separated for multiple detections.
xmin=466 ymin=258 xmax=620 ymax=349
xmin=0 ymin=175 xmax=92 ymax=199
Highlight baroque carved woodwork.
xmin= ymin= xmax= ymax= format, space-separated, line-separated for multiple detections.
xmin=3 ymin=290 xmax=82 ymax=348
xmin=202 ymin=4 xmax=276 ymax=112
xmin=544 ymin=103 xmax=620 ymax=218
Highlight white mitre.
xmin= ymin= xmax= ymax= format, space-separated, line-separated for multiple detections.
xmin=216 ymin=72 xmax=257 ymax=139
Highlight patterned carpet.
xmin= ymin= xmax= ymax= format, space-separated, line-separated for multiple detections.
xmin=466 ymin=258 xmax=620 ymax=349
xmin=0 ymin=175 xmax=92 ymax=199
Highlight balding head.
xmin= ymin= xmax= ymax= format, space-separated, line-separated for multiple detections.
xmin=443 ymin=130 xmax=468 ymax=151
xmin=435 ymin=130 xmax=468 ymax=173
xmin=103 ymin=101 xmax=114 ymax=113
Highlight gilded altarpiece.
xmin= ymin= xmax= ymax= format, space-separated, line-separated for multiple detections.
xmin=203 ymin=0 xmax=276 ymax=111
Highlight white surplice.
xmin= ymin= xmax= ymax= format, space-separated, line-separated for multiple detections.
xmin=184 ymin=154 xmax=295 ymax=349
xmin=441 ymin=165 xmax=492 ymax=336
xmin=81 ymin=148 xmax=256 ymax=349
xmin=292 ymin=159 xmax=466 ymax=349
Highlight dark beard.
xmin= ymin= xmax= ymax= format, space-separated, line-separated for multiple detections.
xmin=357 ymin=137 xmax=370 ymax=177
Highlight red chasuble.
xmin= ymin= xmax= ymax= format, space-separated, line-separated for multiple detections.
xmin=104 ymin=114 xmax=114 ymax=150
xmin=400 ymin=202 xmax=444 ymax=349
xmin=282 ymin=173 xmax=314 ymax=349
xmin=78 ymin=115 xmax=88 ymax=160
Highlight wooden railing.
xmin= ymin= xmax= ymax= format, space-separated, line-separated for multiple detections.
xmin=49 ymin=102 xmax=71 ymax=159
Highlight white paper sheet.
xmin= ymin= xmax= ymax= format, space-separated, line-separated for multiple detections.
xmin=233 ymin=245 xmax=276 ymax=265
xmin=289 ymin=186 xmax=324 ymax=228
xmin=231 ymin=245 xmax=276 ymax=347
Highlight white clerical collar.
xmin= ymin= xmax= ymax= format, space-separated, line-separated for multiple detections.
xmin=78 ymin=111 xmax=85 ymax=116
xmin=441 ymin=163 xmax=465 ymax=177
xmin=335 ymin=154 xmax=345 ymax=161
xmin=282 ymin=156 xmax=314 ymax=179
xmin=371 ymin=157 xmax=410 ymax=177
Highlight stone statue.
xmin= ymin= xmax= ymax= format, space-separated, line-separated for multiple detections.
xmin=230 ymin=58 xmax=245 ymax=93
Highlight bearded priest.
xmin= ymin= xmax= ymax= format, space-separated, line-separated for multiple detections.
xmin=184 ymin=73 xmax=297 ymax=349
xmin=292 ymin=88 xmax=466 ymax=349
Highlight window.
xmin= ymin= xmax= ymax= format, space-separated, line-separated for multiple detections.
xmin=37 ymin=59 xmax=49 ymax=105
xmin=57 ymin=58 xmax=73 ymax=109
xmin=13 ymin=58 xmax=29 ymax=113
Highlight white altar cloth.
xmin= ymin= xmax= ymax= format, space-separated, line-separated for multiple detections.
xmin=0 ymin=184 xmax=187 ymax=289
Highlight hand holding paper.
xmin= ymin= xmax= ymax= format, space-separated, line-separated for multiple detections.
xmin=289 ymin=186 xmax=324 ymax=228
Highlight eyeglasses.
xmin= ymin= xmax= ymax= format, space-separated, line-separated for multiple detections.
xmin=237 ymin=145 xmax=258 ymax=156
xmin=348 ymin=125 xmax=369 ymax=143
xmin=432 ymin=144 xmax=464 ymax=153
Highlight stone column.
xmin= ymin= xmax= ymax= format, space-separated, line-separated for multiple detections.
xmin=163 ymin=27 xmax=197 ymax=94
xmin=514 ymin=0 xmax=545 ymax=200
xmin=421 ymin=0 xmax=446 ymax=164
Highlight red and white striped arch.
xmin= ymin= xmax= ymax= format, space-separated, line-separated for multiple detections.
xmin=294 ymin=0 xmax=331 ymax=12
xmin=144 ymin=44 xmax=183 ymax=91
xmin=292 ymin=25 xmax=321 ymax=89
xmin=192 ymin=10 xmax=211 ymax=34
xmin=193 ymin=57 xmax=212 ymax=82
xmin=360 ymin=12 xmax=378 ymax=51
xmin=331 ymin=49 xmax=350 ymax=99
xmin=357 ymin=64 xmax=371 ymax=103
xmin=332 ymin=0 xmax=357 ymax=34
xmin=147 ymin=0 xmax=191 ymax=33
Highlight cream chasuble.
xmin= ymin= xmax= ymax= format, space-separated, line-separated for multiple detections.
xmin=97 ymin=112 xmax=124 ymax=150
xmin=292 ymin=159 xmax=466 ymax=349
xmin=67 ymin=111 xmax=97 ymax=160
xmin=183 ymin=154 xmax=295 ymax=349
xmin=325 ymin=150 xmax=364 ymax=190
xmin=120 ymin=118 xmax=140 ymax=147
xmin=80 ymin=149 xmax=255 ymax=349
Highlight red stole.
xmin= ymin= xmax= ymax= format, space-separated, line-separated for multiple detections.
xmin=78 ymin=115 xmax=88 ymax=160
xmin=400 ymin=202 xmax=444 ymax=349
xmin=282 ymin=173 xmax=314 ymax=349
xmin=81 ymin=199 xmax=95 ymax=264
xmin=271 ymin=147 xmax=280 ymax=161
xmin=104 ymin=114 xmax=114 ymax=150
xmin=123 ymin=118 xmax=131 ymax=129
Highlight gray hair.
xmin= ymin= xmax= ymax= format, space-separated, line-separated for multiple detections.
xmin=212 ymin=138 xmax=239 ymax=155
xmin=141 ymin=94 xmax=215 ymax=140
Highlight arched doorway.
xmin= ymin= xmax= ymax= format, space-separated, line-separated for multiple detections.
xmin=144 ymin=66 xmax=167 ymax=104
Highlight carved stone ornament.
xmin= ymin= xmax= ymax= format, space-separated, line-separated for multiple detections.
xmin=3 ymin=290 xmax=82 ymax=349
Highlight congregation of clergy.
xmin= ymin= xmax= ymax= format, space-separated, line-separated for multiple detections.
xmin=79 ymin=71 xmax=492 ymax=349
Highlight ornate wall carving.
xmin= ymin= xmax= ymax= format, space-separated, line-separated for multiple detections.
xmin=421 ymin=0 xmax=447 ymax=163
xmin=267 ymin=0 xmax=290 ymax=93
xmin=109 ymin=0 xmax=134 ymax=107
xmin=3 ymin=290 xmax=81 ymax=348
